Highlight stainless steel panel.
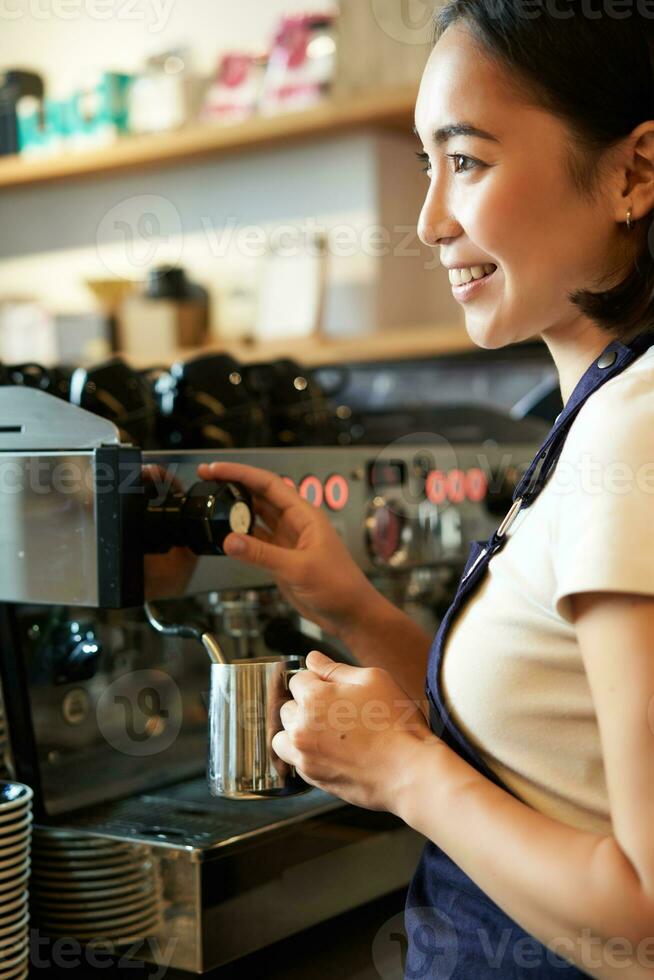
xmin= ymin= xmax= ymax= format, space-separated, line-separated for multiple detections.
xmin=0 ymin=453 xmax=99 ymax=605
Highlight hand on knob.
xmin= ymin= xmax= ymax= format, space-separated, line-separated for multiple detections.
xmin=180 ymin=480 xmax=254 ymax=555
xmin=197 ymin=461 xmax=388 ymax=643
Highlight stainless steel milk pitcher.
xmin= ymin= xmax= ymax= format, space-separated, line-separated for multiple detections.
xmin=208 ymin=655 xmax=308 ymax=799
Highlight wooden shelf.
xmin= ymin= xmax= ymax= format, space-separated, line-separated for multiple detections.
xmin=119 ymin=324 xmax=473 ymax=370
xmin=0 ymin=85 xmax=417 ymax=191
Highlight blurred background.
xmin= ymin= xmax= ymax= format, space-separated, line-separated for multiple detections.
xmin=0 ymin=0 xmax=468 ymax=371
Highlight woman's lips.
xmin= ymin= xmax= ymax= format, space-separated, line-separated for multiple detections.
xmin=450 ymin=267 xmax=498 ymax=302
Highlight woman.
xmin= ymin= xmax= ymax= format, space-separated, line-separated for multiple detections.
xmin=199 ymin=4 xmax=654 ymax=977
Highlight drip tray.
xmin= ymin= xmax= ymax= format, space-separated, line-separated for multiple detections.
xmin=36 ymin=778 xmax=344 ymax=853
xmin=33 ymin=777 xmax=424 ymax=973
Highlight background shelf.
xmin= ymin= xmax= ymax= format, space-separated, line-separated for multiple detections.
xmin=0 ymin=85 xmax=417 ymax=191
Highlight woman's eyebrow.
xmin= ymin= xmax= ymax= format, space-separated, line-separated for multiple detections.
xmin=413 ymin=122 xmax=501 ymax=145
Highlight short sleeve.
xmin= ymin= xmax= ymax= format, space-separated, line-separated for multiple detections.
xmin=551 ymin=371 xmax=654 ymax=624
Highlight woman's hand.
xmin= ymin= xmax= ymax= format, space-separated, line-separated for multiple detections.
xmin=196 ymin=461 xmax=386 ymax=641
xmin=273 ymin=650 xmax=439 ymax=813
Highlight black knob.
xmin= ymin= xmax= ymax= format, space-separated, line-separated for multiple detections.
xmin=50 ymin=622 xmax=102 ymax=685
xmin=144 ymin=480 xmax=254 ymax=556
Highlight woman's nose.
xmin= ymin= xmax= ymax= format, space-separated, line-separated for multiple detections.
xmin=417 ymin=182 xmax=459 ymax=249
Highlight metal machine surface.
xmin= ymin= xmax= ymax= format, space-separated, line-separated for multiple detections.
xmin=0 ymin=375 xmax=549 ymax=972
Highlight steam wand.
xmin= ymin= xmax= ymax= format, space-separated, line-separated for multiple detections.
xmin=144 ymin=601 xmax=229 ymax=665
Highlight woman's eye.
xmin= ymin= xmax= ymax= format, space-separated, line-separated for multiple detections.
xmin=415 ymin=150 xmax=432 ymax=176
xmin=447 ymin=153 xmax=478 ymax=175
xmin=415 ymin=150 xmax=480 ymax=178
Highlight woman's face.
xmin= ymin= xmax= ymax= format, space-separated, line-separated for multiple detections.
xmin=415 ymin=23 xmax=623 ymax=350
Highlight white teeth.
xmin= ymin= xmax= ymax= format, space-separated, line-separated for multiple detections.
xmin=449 ymin=264 xmax=496 ymax=287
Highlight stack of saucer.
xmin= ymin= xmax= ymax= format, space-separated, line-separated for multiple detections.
xmin=30 ymin=831 xmax=163 ymax=946
xmin=0 ymin=783 xmax=33 ymax=980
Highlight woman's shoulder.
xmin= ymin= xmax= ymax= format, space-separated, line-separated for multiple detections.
xmin=561 ymin=344 xmax=654 ymax=465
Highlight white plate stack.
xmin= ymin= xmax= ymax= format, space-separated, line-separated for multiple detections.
xmin=0 ymin=783 xmax=33 ymax=980
xmin=30 ymin=831 xmax=163 ymax=947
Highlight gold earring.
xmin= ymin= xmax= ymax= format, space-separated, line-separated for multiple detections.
xmin=626 ymin=207 xmax=635 ymax=231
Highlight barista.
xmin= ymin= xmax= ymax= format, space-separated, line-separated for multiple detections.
xmin=199 ymin=6 xmax=654 ymax=978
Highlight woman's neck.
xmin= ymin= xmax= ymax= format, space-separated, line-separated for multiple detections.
xmin=540 ymin=319 xmax=627 ymax=406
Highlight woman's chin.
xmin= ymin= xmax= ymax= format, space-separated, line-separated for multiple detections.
xmin=463 ymin=319 xmax=510 ymax=351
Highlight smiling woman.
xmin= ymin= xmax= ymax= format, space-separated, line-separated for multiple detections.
xmin=402 ymin=2 xmax=654 ymax=978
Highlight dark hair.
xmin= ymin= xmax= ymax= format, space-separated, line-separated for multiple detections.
xmin=433 ymin=0 xmax=654 ymax=339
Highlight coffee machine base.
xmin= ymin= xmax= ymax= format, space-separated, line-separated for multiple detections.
xmin=32 ymin=777 xmax=425 ymax=974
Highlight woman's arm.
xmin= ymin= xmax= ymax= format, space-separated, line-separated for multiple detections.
xmin=336 ymin=593 xmax=433 ymax=707
xmin=395 ymin=590 xmax=654 ymax=979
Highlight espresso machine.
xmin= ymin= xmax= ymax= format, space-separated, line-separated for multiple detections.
xmin=0 ymin=348 xmax=553 ymax=973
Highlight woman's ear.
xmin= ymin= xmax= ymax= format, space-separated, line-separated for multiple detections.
xmin=614 ymin=121 xmax=654 ymax=223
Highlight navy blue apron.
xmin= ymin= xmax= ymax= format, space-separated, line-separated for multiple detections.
xmin=404 ymin=328 xmax=654 ymax=979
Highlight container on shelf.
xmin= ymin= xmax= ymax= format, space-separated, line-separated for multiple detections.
xmin=119 ymin=266 xmax=209 ymax=359
xmin=128 ymin=49 xmax=207 ymax=134
xmin=258 ymin=12 xmax=338 ymax=116
xmin=201 ymin=52 xmax=268 ymax=124
xmin=67 ymin=72 xmax=133 ymax=149
xmin=0 ymin=70 xmax=44 ymax=156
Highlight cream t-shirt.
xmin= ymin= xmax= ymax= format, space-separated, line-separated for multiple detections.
xmin=441 ymin=343 xmax=654 ymax=836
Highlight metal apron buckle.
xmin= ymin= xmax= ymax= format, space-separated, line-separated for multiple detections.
xmin=496 ymin=497 xmax=524 ymax=539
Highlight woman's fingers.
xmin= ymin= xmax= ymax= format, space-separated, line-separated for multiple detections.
xmin=251 ymin=525 xmax=273 ymax=546
xmin=198 ymin=461 xmax=315 ymax=538
xmin=253 ymin=497 xmax=281 ymax=532
xmin=222 ymin=530 xmax=300 ymax=575
xmin=198 ymin=462 xmax=299 ymax=511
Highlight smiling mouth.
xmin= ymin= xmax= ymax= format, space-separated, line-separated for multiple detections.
xmin=448 ymin=264 xmax=497 ymax=288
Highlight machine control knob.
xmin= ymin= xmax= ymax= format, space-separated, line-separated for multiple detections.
xmin=365 ymin=496 xmax=408 ymax=567
xmin=144 ymin=480 xmax=254 ymax=556
xmin=50 ymin=621 xmax=102 ymax=685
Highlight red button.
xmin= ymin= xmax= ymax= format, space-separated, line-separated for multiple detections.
xmin=426 ymin=470 xmax=448 ymax=505
xmin=299 ymin=475 xmax=323 ymax=508
xmin=447 ymin=469 xmax=466 ymax=504
xmin=324 ymin=474 xmax=349 ymax=511
xmin=465 ymin=468 xmax=488 ymax=503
